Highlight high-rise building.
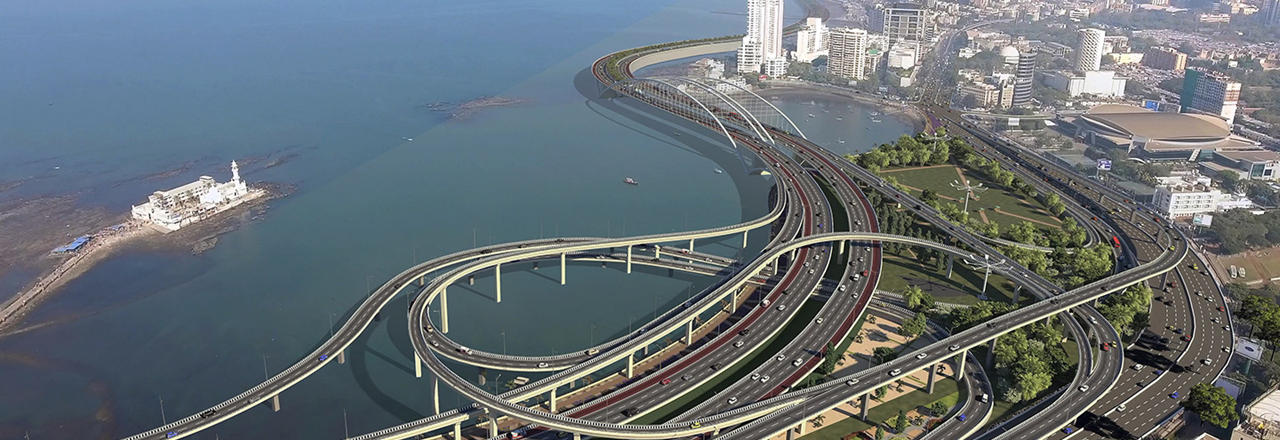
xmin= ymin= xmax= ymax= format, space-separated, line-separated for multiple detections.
xmin=1180 ymin=69 xmax=1242 ymax=123
xmin=795 ymin=17 xmax=829 ymax=63
xmin=875 ymin=3 xmax=928 ymax=43
xmin=828 ymin=27 xmax=869 ymax=80
xmin=738 ymin=0 xmax=785 ymax=73
xmin=1012 ymin=48 xmax=1037 ymax=107
xmin=1143 ymin=46 xmax=1187 ymax=71
xmin=1262 ymin=0 xmax=1280 ymax=25
xmin=763 ymin=56 xmax=788 ymax=77
xmin=1074 ymin=28 xmax=1106 ymax=72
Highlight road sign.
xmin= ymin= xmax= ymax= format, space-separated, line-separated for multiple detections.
xmin=1097 ymin=159 xmax=1112 ymax=171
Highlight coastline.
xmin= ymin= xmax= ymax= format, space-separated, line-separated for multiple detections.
xmin=0 ymin=186 xmax=283 ymax=336
xmin=756 ymin=81 xmax=929 ymax=133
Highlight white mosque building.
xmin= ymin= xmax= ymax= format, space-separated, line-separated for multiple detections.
xmin=132 ymin=161 xmax=262 ymax=232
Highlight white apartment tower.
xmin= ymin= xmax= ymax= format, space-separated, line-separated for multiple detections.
xmin=828 ymin=27 xmax=869 ymax=80
xmin=1074 ymin=28 xmax=1106 ymax=72
xmin=795 ymin=17 xmax=829 ymax=63
xmin=739 ymin=0 xmax=786 ymax=73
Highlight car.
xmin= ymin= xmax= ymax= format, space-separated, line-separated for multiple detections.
xmin=760 ymin=375 xmax=770 ymax=383
xmin=808 ymin=269 xmax=815 ymax=274
xmin=1171 ymin=392 xmax=1179 ymax=399
xmin=166 ymin=432 xmax=179 ymax=439
xmin=199 ymin=409 xmax=217 ymax=418
xmin=711 ymin=363 xmax=723 ymax=370
xmin=424 ymin=325 xmax=434 ymax=334
xmin=861 ymin=270 xmax=869 ymax=276
xmin=751 ymin=373 xmax=761 ymax=380
xmin=761 ymin=299 xmax=771 ymax=307
xmin=319 ymin=354 xmax=329 ymax=361
xmin=1173 ymin=328 xmax=1184 ymax=334
xmin=538 ymin=362 xmax=549 ymax=368
xmin=916 ymin=353 xmax=928 ymax=359
xmin=1217 ymin=306 xmax=1225 ymax=312
xmin=890 ymin=369 xmax=902 ymax=376
xmin=1088 ymin=317 xmax=1098 ymax=324
xmin=557 ymin=431 xmax=568 ymax=438
xmin=793 ymin=359 xmax=804 ymax=366
xmin=815 ymin=317 xmax=825 ymax=324
xmin=733 ymin=340 xmax=745 ymax=348
xmin=727 ymin=397 xmax=738 ymax=405
xmin=1079 ymin=385 xmax=1090 ymax=392
xmin=431 ymin=340 xmax=440 ymax=347
xmin=958 ymin=414 xmax=967 ymax=421
xmin=1117 ymin=403 xmax=1127 ymax=412
xmin=661 ymin=378 xmax=672 ymax=385
xmin=1202 ymin=359 xmax=1212 ymax=365
xmin=837 ymin=285 xmax=846 ymax=292
xmin=1169 ymin=246 xmax=1176 ymax=251
xmin=846 ymin=378 xmax=860 ymax=386
xmin=1182 ymin=335 xmax=1192 ymax=341
xmin=777 ymin=304 xmax=786 ymax=311
xmin=776 ymin=354 xmax=786 ymax=361
xmin=739 ymin=329 xmax=751 ymax=336
xmin=949 ymin=344 xmax=960 ymax=351
xmin=1224 ymin=325 xmax=1232 ymax=332
xmin=1132 ymin=364 xmax=1144 ymax=370
xmin=1137 ymin=381 xmax=1147 ymax=388
xmin=1101 ymin=344 xmax=1110 ymax=351
xmin=690 ymin=422 xmax=702 ymax=429
xmin=682 ymin=374 xmax=692 ymax=381
xmin=586 ymin=349 xmax=599 ymax=355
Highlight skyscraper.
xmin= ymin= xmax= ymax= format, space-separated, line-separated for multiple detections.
xmin=1180 ymin=69 xmax=1242 ymax=123
xmin=795 ymin=17 xmax=829 ymax=63
xmin=738 ymin=0 xmax=785 ymax=73
xmin=828 ymin=27 xmax=869 ymax=80
xmin=875 ymin=3 xmax=928 ymax=43
xmin=1012 ymin=48 xmax=1037 ymax=107
xmin=1262 ymin=0 xmax=1280 ymax=25
xmin=1074 ymin=28 xmax=1106 ymax=72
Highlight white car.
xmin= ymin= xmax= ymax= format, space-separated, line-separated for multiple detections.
xmin=1116 ymin=403 xmax=1127 ymax=412
xmin=734 ymin=340 xmax=745 ymax=348
xmin=846 ymin=378 xmax=860 ymax=386
xmin=751 ymin=373 xmax=760 ymax=380
xmin=1088 ymin=317 xmax=1098 ymax=324
xmin=777 ymin=304 xmax=786 ymax=311
xmin=889 ymin=369 xmax=902 ymax=376
xmin=793 ymin=359 xmax=804 ymax=367
xmin=1132 ymin=364 xmax=1144 ymax=371
xmin=948 ymin=345 xmax=960 ymax=351
xmin=760 ymin=375 xmax=770 ymax=383
xmin=762 ymin=299 xmax=771 ymax=307
xmin=776 ymin=354 xmax=786 ymax=361
xmin=808 ymin=269 xmax=815 ymax=274
xmin=815 ymin=318 xmax=824 ymax=324
xmin=1079 ymin=385 xmax=1090 ymax=392
xmin=728 ymin=397 xmax=738 ymax=405
xmin=916 ymin=353 xmax=928 ymax=359
xmin=838 ymin=285 xmax=846 ymax=292
xmin=537 ymin=362 xmax=549 ymax=368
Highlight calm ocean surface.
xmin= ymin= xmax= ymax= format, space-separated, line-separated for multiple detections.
xmin=0 ymin=0 xmax=910 ymax=437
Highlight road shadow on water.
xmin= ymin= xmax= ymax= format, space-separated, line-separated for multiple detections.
xmin=344 ymin=293 xmax=426 ymax=423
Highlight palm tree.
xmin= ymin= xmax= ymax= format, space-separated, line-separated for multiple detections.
xmin=810 ymin=414 xmax=826 ymax=428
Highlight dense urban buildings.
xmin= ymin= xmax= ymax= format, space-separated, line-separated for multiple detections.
xmin=1263 ymin=0 xmax=1280 ymax=25
xmin=1074 ymin=28 xmax=1107 ymax=72
xmin=1143 ymin=46 xmax=1187 ymax=71
xmin=794 ymin=17 xmax=828 ymax=63
xmin=738 ymin=0 xmax=784 ymax=74
xmin=1180 ymin=69 xmax=1242 ymax=123
xmin=828 ymin=27 xmax=869 ymax=80
xmin=1043 ymin=70 xmax=1128 ymax=98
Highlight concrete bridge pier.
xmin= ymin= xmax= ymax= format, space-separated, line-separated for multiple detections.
xmin=743 ymin=230 xmax=748 ymax=248
xmin=549 ymin=388 xmax=557 ymax=413
xmin=415 ymin=353 xmax=422 ymax=378
xmin=956 ymin=350 xmax=967 ymax=378
xmin=441 ymin=287 xmax=450 ymax=333
xmin=573 ymin=433 xmax=581 ymax=440
xmin=1011 ymin=285 xmax=1021 ymax=304
xmin=860 ymin=394 xmax=869 ymax=421
xmin=488 ymin=420 xmax=498 ymax=439
xmin=453 ymin=423 xmax=461 ymax=440
xmin=946 ymin=255 xmax=954 ymax=279
xmin=561 ymin=253 xmax=567 ymax=285
xmin=986 ymin=337 xmax=997 ymax=369
xmin=685 ymin=320 xmax=694 ymax=345
xmin=419 ymin=276 xmax=425 ymax=286
xmin=1130 ymin=210 xmax=1137 ymax=222
xmin=655 ymin=247 xmax=661 ymax=259
xmin=337 ymin=349 xmax=345 ymax=365
xmin=626 ymin=353 xmax=635 ymax=378
xmin=927 ymin=364 xmax=938 ymax=394
xmin=433 ymin=375 xmax=441 ymax=415
xmin=270 ymin=394 xmax=281 ymax=412
xmin=468 ymin=275 xmax=474 ymax=286
xmin=689 ymin=238 xmax=695 ymax=252
xmin=626 ymin=245 xmax=632 ymax=274
xmin=495 ymin=264 xmax=502 ymax=303
xmin=800 ymin=420 xmax=809 ymax=435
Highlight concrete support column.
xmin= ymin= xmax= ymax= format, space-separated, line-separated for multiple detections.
xmin=560 ymin=253 xmax=566 ymax=285
xmin=689 ymin=238 xmax=694 ymax=252
xmin=860 ymin=394 xmax=869 ymax=421
xmin=415 ymin=353 xmax=422 ymax=378
xmin=1012 ymin=285 xmax=1021 ymax=305
xmin=927 ymin=364 xmax=938 ymax=394
xmin=453 ymin=423 xmax=461 ymax=440
xmin=986 ymin=337 xmax=997 ymax=370
xmin=800 ymin=420 xmax=809 ymax=435
xmin=626 ymin=353 xmax=634 ymax=378
xmin=495 ymin=264 xmax=502 ymax=303
xmin=573 ymin=434 xmax=581 ymax=440
xmin=550 ymin=388 xmax=557 ymax=413
xmin=433 ymin=375 xmax=440 ymax=415
xmin=956 ymin=350 xmax=967 ymax=379
xmin=838 ymin=239 xmax=845 ymax=255
xmin=743 ymin=230 xmax=749 ymax=248
xmin=946 ymin=255 xmax=954 ymax=279
xmin=1130 ymin=210 xmax=1137 ymax=222
xmin=441 ymin=287 xmax=449 ymax=334
xmin=337 ymin=349 xmax=345 ymax=365
xmin=686 ymin=320 xmax=694 ymax=345
xmin=488 ymin=420 xmax=498 ymax=438
xmin=419 ymin=276 xmax=425 ymax=286
xmin=271 ymin=394 xmax=281 ymax=412
xmin=626 ymin=245 xmax=632 ymax=274
xmin=655 ymin=247 xmax=661 ymax=259
xmin=982 ymin=265 xmax=991 ymax=295
xmin=786 ymin=428 xmax=795 ymax=440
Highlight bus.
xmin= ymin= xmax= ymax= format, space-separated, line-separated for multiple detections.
xmin=1112 ymin=236 xmax=1121 ymax=248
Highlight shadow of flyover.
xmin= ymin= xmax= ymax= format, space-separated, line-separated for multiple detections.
xmin=1075 ymin=411 xmax=1138 ymax=440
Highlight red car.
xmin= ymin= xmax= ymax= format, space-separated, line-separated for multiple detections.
xmin=1101 ymin=344 xmax=1110 ymax=351
xmin=1217 ymin=306 xmax=1225 ymax=312
xmin=861 ymin=270 xmax=869 ymax=276
xmin=1182 ymin=335 xmax=1192 ymax=341
xmin=661 ymin=379 xmax=672 ymax=385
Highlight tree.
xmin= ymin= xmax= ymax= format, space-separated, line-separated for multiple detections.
xmin=1220 ymin=170 xmax=1242 ymax=193
xmin=1182 ymin=383 xmax=1238 ymax=428
xmin=930 ymin=401 xmax=950 ymax=416
xmin=1239 ymin=294 xmax=1276 ymax=321
xmin=810 ymin=414 xmax=826 ymax=428
xmin=894 ymin=409 xmax=908 ymax=433
xmin=875 ymin=426 xmax=885 ymax=440
xmin=820 ymin=342 xmax=841 ymax=375
xmin=921 ymin=188 xmax=940 ymax=207
xmin=874 ymin=347 xmax=899 ymax=364
xmin=899 ymin=312 xmax=928 ymax=339
xmin=875 ymin=385 xmax=889 ymax=399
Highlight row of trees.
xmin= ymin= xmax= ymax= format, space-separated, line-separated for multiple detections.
xmin=1096 ymin=283 xmax=1153 ymax=338
xmin=1207 ymin=208 xmax=1280 ymax=254
xmin=990 ymin=321 xmax=1074 ymax=403
xmin=854 ymin=134 xmax=956 ymax=172
xmin=902 ymin=285 xmax=937 ymax=312
xmin=1001 ymin=243 xmax=1115 ymax=290
xmin=1005 ymin=219 xmax=1088 ymax=249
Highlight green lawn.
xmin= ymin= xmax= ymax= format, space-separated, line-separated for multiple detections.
xmin=800 ymin=379 xmax=962 ymax=439
xmin=884 ymin=166 xmax=1062 ymax=229
xmin=877 ymin=253 xmax=1032 ymax=306
xmin=815 ymin=175 xmax=852 ymax=281
xmin=628 ymin=299 xmax=826 ymax=425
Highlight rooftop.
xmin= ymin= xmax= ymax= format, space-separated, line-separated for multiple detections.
xmin=1082 ymin=104 xmax=1231 ymax=142
xmin=1217 ymin=150 xmax=1280 ymax=163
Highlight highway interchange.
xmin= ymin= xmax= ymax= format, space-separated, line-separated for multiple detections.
xmin=121 ymin=16 xmax=1235 ymax=440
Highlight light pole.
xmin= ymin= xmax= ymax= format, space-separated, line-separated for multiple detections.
xmin=263 ymin=354 xmax=269 ymax=381
xmin=950 ymin=179 xmax=987 ymax=213
xmin=159 ymin=396 xmax=166 ymax=425
xmin=501 ymin=331 xmax=507 ymax=356
xmin=343 ymin=408 xmax=349 ymax=439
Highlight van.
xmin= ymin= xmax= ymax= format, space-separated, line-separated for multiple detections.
xmin=980 ymin=393 xmax=989 ymax=403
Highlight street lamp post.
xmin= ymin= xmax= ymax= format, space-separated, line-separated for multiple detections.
xmin=950 ymin=179 xmax=988 ymax=213
xmin=159 ymin=396 xmax=166 ymax=425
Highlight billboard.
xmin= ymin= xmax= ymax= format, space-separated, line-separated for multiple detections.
xmin=1141 ymin=99 xmax=1182 ymax=113
xmin=1097 ymin=159 xmax=1112 ymax=170
xmin=1143 ymin=100 xmax=1160 ymax=111
xmin=1193 ymin=213 xmax=1214 ymax=227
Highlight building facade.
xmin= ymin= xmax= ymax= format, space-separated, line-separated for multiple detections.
xmin=828 ymin=27 xmax=869 ymax=80
xmin=1143 ymin=46 xmax=1187 ymax=71
xmin=131 ymin=161 xmax=256 ymax=232
xmin=1012 ymin=48 xmax=1036 ymax=107
xmin=877 ymin=3 xmax=928 ymax=43
xmin=738 ymin=0 xmax=785 ymax=73
xmin=1212 ymin=150 xmax=1280 ymax=180
xmin=1180 ymin=69 xmax=1242 ymax=123
xmin=1074 ymin=28 xmax=1107 ymax=72
xmin=1153 ymin=184 xmax=1226 ymax=218
xmin=1043 ymin=70 xmax=1127 ymax=97
xmin=794 ymin=17 xmax=829 ymax=63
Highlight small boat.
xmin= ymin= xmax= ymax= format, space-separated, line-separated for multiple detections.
xmin=808 ymin=113 xmax=815 ymax=118
xmin=871 ymin=118 xmax=882 ymax=123
xmin=838 ymin=138 xmax=846 ymax=144
xmin=674 ymin=131 xmax=682 ymax=136
xmin=823 ymin=109 xmax=830 ymax=113
xmin=403 ymin=137 xmax=414 ymax=141
xmin=624 ymin=177 xmax=639 ymax=185
xmin=836 ymin=117 xmax=843 ymax=120
xmin=714 ymin=168 xmax=723 ymax=174
xmin=869 ymin=111 xmax=881 ymax=116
